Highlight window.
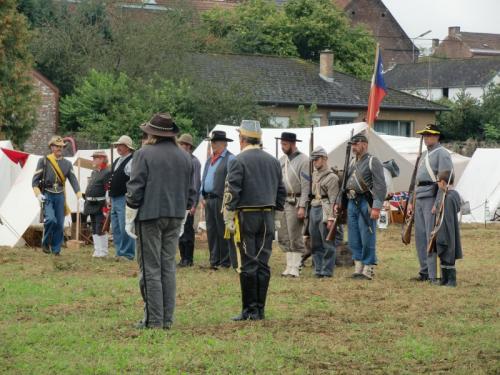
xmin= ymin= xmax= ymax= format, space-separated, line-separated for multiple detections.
xmin=374 ymin=120 xmax=414 ymax=137
xmin=328 ymin=111 xmax=358 ymax=126
xmin=270 ymin=116 xmax=290 ymax=128
xmin=443 ymin=88 xmax=449 ymax=98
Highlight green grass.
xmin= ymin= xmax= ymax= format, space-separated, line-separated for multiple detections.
xmin=0 ymin=225 xmax=499 ymax=374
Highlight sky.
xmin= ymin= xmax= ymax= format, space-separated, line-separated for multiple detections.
xmin=382 ymin=0 xmax=500 ymax=51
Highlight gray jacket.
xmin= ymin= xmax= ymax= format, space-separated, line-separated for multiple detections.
xmin=32 ymin=156 xmax=80 ymax=194
xmin=190 ymin=154 xmax=202 ymax=207
xmin=345 ymin=153 xmax=387 ymax=209
xmin=279 ymin=151 xmax=310 ymax=207
xmin=225 ymin=146 xmax=286 ymax=211
xmin=126 ymin=140 xmax=194 ymax=221
xmin=416 ymin=143 xmax=453 ymax=199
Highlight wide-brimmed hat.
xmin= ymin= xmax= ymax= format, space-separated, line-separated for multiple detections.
xmin=48 ymin=135 xmax=65 ymax=147
xmin=310 ymin=146 xmax=328 ymax=160
xmin=207 ymin=130 xmax=233 ymax=142
xmin=178 ymin=133 xmax=194 ymax=147
xmin=91 ymin=150 xmax=108 ymax=159
xmin=112 ymin=135 xmax=135 ymax=150
xmin=350 ymin=133 xmax=368 ymax=144
xmin=276 ymin=132 xmax=302 ymax=143
xmin=416 ymin=124 xmax=441 ymax=136
xmin=238 ymin=120 xmax=262 ymax=139
xmin=140 ymin=113 xmax=180 ymax=137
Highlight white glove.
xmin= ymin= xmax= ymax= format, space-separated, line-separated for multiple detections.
xmin=178 ymin=210 xmax=189 ymax=238
xmin=38 ymin=194 xmax=46 ymax=204
xmin=274 ymin=210 xmax=284 ymax=230
xmin=224 ymin=210 xmax=236 ymax=234
xmin=125 ymin=206 xmax=138 ymax=240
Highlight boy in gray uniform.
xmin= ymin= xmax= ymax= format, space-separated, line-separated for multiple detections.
xmin=224 ymin=120 xmax=286 ymax=321
xmin=340 ymin=133 xmax=386 ymax=280
xmin=308 ymin=146 xmax=340 ymax=278
xmin=407 ymin=124 xmax=453 ymax=283
xmin=277 ymin=132 xmax=310 ymax=278
xmin=125 ymin=113 xmax=193 ymax=329
xmin=32 ymin=136 xmax=83 ymax=255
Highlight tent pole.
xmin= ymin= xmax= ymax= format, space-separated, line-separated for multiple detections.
xmin=76 ymin=157 xmax=81 ymax=249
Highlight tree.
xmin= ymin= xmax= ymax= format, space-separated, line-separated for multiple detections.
xmin=17 ymin=0 xmax=59 ymax=28
xmin=0 ymin=0 xmax=37 ymax=146
xmin=201 ymin=0 xmax=376 ymax=79
xmin=481 ymin=84 xmax=500 ymax=141
xmin=437 ymin=91 xmax=483 ymax=141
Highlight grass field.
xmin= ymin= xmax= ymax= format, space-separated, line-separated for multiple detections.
xmin=0 ymin=224 xmax=499 ymax=374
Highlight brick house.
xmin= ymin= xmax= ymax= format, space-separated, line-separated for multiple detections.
xmin=434 ymin=27 xmax=500 ymax=59
xmin=23 ymin=71 xmax=59 ymax=154
xmin=384 ymin=57 xmax=500 ymax=102
xmin=188 ymin=52 xmax=447 ymax=137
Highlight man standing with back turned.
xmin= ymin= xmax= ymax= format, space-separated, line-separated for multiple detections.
xmin=223 ymin=120 xmax=286 ymax=321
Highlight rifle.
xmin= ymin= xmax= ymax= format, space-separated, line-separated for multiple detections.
xmin=101 ymin=145 xmax=113 ymax=233
xmin=326 ymin=129 xmax=354 ymax=241
xmin=427 ymin=171 xmax=453 ymax=254
xmin=401 ymin=136 xmax=424 ymax=244
xmin=39 ymin=157 xmax=48 ymax=223
xmin=301 ymin=125 xmax=314 ymax=264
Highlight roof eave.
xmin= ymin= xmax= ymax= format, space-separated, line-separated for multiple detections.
xmin=257 ymin=100 xmax=448 ymax=112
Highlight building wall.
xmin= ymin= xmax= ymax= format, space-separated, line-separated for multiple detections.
xmin=23 ymin=72 xmax=58 ymax=154
xmin=434 ymin=38 xmax=473 ymax=59
xmin=403 ymin=86 xmax=487 ymax=102
xmin=265 ymin=105 xmax=437 ymax=136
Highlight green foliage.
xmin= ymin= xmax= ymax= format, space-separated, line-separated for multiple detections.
xmin=0 ymin=0 xmax=36 ymax=146
xmin=60 ymin=70 xmax=266 ymax=145
xmin=291 ymin=104 xmax=318 ymax=127
xmin=201 ymin=0 xmax=376 ymax=79
xmin=481 ymin=84 xmax=500 ymax=141
xmin=436 ymin=91 xmax=483 ymax=141
xmin=16 ymin=0 xmax=59 ymax=28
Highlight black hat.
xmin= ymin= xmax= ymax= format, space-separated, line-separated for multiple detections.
xmin=276 ymin=132 xmax=302 ymax=142
xmin=416 ymin=124 xmax=441 ymax=136
xmin=140 ymin=113 xmax=180 ymax=137
xmin=207 ymin=130 xmax=233 ymax=142
xmin=350 ymin=133 xmax=368 ymax=143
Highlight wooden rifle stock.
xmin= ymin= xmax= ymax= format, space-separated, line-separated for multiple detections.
xmin=401 ymin=136 xmax=424 ymax=245
xmin=326 ymin=129 xmax=354 ymax=241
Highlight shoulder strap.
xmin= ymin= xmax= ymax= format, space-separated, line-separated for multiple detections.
xmin=47 ymin=154 xmax=66 ymax=185
xmin=424 ymin=151 xmax=437 ymax=182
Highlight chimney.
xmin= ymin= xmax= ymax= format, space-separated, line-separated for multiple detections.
xmin=432 ymin=38 xmax=440 ymax=48
xmin=319 ymin=50 xmax=334 ymax=83
xmin=448 ymin=26 xmax=460 ymax=37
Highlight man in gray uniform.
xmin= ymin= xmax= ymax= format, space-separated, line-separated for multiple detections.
xmin=125 ymin=113 xmax=193 ymax=329
xmin=32 ymin=136 xmax=83 ymax=255
xmin=277 ymin=132 xmax=310 ymax=278
xmin=308 ymin=146 xmax=340 ymax=278
xmin=223 ymin=120 xmax=286 ymax=321
xmin=408 ymin=124 xmax=453 ymax=283
xmin=340 ymin=133 xmax=386 ymax=280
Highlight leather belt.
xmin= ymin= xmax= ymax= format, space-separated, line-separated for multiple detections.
xmin=240 ymin=207 xmax=273 ymax=212
xmin=286 ymin=193 xmax=301 ymax=197
xmin=204 ymin=193 xmax=219 ymax=199
xmin=417 ymin=181 xmax=436 ymax=187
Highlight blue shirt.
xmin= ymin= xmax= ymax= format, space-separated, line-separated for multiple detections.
xmin=202 ymin=149 xmax=234 ymax=193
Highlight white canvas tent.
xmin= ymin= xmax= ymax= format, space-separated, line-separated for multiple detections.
xmin=0 ymin=148 xmax=111 ymax=247
xmin=0 ymin=141 xmax=22 ymax=205
xmin=379 ymin=134 xmax=470 ymax=183
xmin=456 ymin=148 xmax=500 ymax=223
xmin=193 ymin=122 xmax=414 ymax=193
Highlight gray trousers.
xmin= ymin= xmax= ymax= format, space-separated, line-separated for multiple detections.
xmin=137 ymin=217 xmax=182 ymax=328
xmin=309 ymin=206 xmax=336 ymax=276
xmin=205 ymin=197 xmax=235 ymax=267
xmin=277 ymin=201 xmax=305 ymax=253
xmin=415 ymin=197 xmax=437 ymax=279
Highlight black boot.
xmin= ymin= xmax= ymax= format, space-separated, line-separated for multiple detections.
xmin=445 ymin=268 xmax=457 ymax=287
xmin=439 ymin=268 xmax=448 ymax=286
xmin=256 ymin=270 xmax=270 ymax=320
xmin=232 ymin=273 xmax=260 ymax=321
